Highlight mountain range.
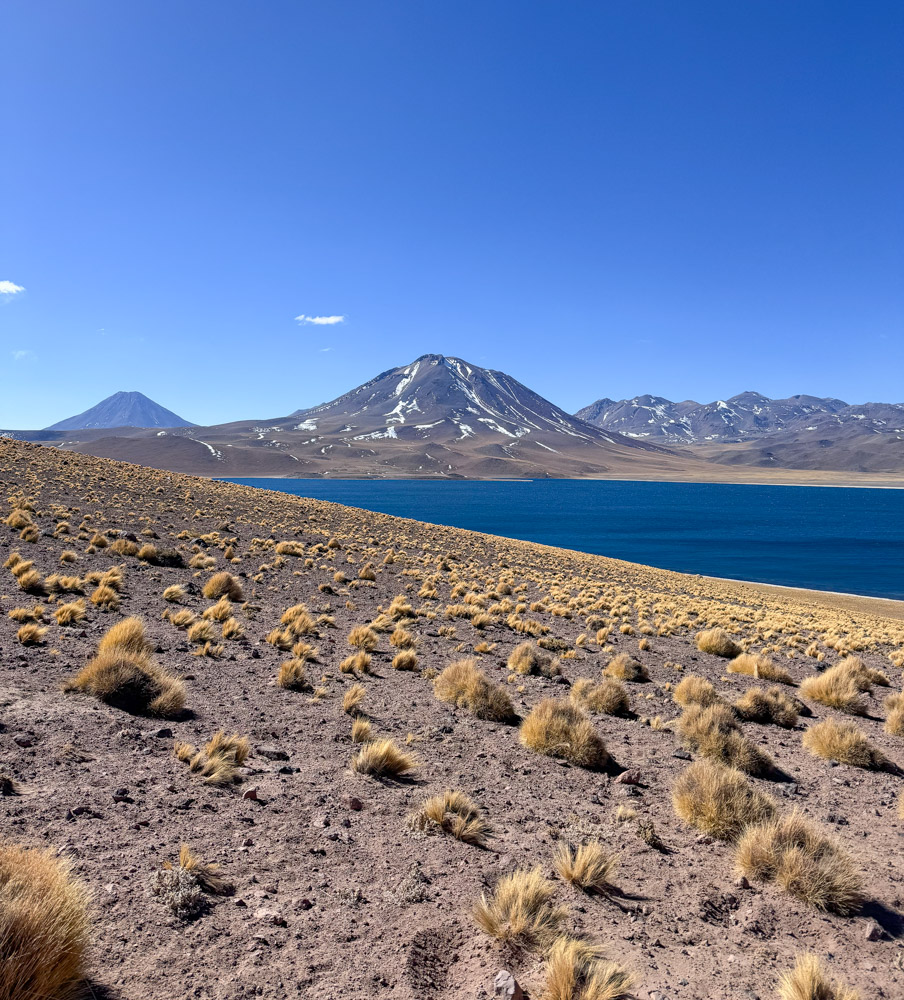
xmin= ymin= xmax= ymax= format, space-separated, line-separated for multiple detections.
xmin=3 ymin=358 xmax=903 ymax=481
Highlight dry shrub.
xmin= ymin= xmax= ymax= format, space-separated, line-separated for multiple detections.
xmin=189 ymin=621 xmax=217 ymax=644
xmin=0 ymin=842 xmax=90 ymax=1000
xmin=352 ymin=738 xmax=417 ymax=778
xmin=777 ymin=953 xmax=859 ymax=1000
xmin=169 ymin=609 xmax=196 ymax=629
xmin=277 ymin=659 xmax=310 ymax=691
xmin=282 ymin=604 xmax=317 ymax=636
xmin=391 ymin=649 xmax=418 ymax=671
xmin=603 ymin=653 xmax=648 ymax=682
xmin=202 ymin=597 xmax=233 ymax=622
xmin=5 ymin=509 xmax=33 ymax=529
xmin=673 ymin=675 xmax=720 ymax=708
xmin=340 ymin=651 xmax=371 ymax=674
xmin=733 ymin=686 xmax=799 ymax=727
xmin=553 ymin=841 xmax=617 ymax=894
xmin=434 ymin=659 xmax=515 ymax=722
xmin=343 ymin=683 xmax=367 ymax=716
xmin=67 ymin=618 xmax=184 ymax=717
xmin=672 ymin=760 xmax=776 ymax=841
xmin=163 ymin=584 xmax=184 ymax=603
xmin=541 ymin=936 xmax=633 ymax=1000
xmin=390 ymin=626 xmax=416 ymax=649
xmin=508 ymin=641 xmax=560 ymax=677
xmin=348 ymin=625 xmax=379 ymax=651
xmin=351 ymin=718 xmax=372 ymax=743
xmin=90 ymin=585 xmax=120 ymax=609
xmin=16 ymin=623 xmax=46 ymax=646
xmin=802 ymin=719 xmax=889 ymax=770
xmin=221 ymin=617 xmax=244 ymax=639
xmin=520 ymin=699 xmax=609 ymax=770
xmin=799 ymin=657 xmax=886 ymax=715
xmin=149 ymin=844 xmax=231 ymax=920
xmin=677 ymin=703 xmax=775 ymax=776
xmin=202 ymin=572 xmax=243 ymax=602
xmin=884 ymin=691 xmax=904 ymax=737
xmin=570 ymin=678 xmax=629 ymax=716
xmin=275 ymin=540 xmax=305 ymax=557
xmin=728 ymin=653 xmax=793 ymax=685
xmin=408 ymin=789 xmax=491 ymax=846
xmin=182 ymin=732 xmax=250 ymax=786
xmin=735 ymin=811 xmax=862 ymax=914
xmin=54 ymin=600 xmax=86 ymax=626
xmin=473 ymin=868 xmax=565 ymax=951
xmin=696 ymin=628 xmax=741 ymax=658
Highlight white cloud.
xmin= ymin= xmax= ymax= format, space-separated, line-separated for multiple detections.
xmin=11 ymin=349 xmax=35 ymax=361
xmin=295 ymin=314 xmax=345 ymax=326
xmin=0 ymin=281 xmax=25 ymax=296
xmin=319 ymin=347 xmax=333 ymax=352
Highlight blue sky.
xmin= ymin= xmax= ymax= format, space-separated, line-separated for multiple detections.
xmin=1 ymin=1 xmax=902 ymax=427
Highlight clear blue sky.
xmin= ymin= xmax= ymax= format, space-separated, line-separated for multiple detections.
xmin=2 ymin=1 xmax=902 ymax=427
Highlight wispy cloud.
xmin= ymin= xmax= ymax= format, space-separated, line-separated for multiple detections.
xmin=11 ymin=349 xmax=35 ymax=361
xmin=319 ymin=347 xmax=333 ymax=352
xmin=295 ymin=314 xmax=345 ymax=326
xmin=0 ymin=280 xmax=25 ymax=296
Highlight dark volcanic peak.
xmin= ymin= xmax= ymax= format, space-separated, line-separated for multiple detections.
xmin=46 ymin=391 xmax=195 ymax=431
xmin=573 ymin=391 xmax=887 ymax=445
xmin=291 ymin=353 xmax=633 ymax=448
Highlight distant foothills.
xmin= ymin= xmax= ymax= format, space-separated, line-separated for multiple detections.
xmin=2 ymin=355 xmax=903 ymax=482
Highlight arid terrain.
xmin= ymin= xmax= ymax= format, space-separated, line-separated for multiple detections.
xmin=2 ymin=437 xmax=904 ymax=1000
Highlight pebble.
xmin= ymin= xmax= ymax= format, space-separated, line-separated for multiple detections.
xmin=493 ymin=970 xmax=523 ymax=1000
xmin=257 ymin=744 xmax=289 ymax=761
xmin=242 ymin=788 xmax=259 ymax=801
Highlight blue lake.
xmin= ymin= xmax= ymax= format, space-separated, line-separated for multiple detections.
xmin=223 ymin=479 xmax=904 ymax=601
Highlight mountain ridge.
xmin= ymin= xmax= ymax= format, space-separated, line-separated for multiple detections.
xmin=46 ymin=390 xmax=194 ymax=431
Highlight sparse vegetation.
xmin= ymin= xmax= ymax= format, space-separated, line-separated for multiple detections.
xmin=434 ymin=658 xmax=515 ymax=721
xmin=696 ymin=628 xmax=742 ymax=658
xmin=352 ymin=738 xmax=417 ymax=778
xmin=520 ymin=699 xmax=609 ymax=769
xmin=802 ymin=718 xmax=889 ymax=770
xmin=408 ymin=788 xmax=491 ymax=845
xmin=672 ymin=760 xmax=776 ymax=840
xmin=473 ymin=868 xmax=565 ymax=950
xmin=777 ymin=953 xmax=859 ymax=1000
xmin=553 ymin=840 xmax=617 ymax=894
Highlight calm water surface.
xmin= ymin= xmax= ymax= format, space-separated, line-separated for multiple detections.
xmin=223 ymin=479 xmax=904 ymax=600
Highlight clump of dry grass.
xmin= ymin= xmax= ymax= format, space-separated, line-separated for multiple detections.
xmin=343 ymin=683 xmax=367 ymax=716
xmin=735 ymin=811 xmax=862 ymax=914
xmin=603 ymin=653 xmax=648 ymax=682
xmin=777 ymin=953 xmax=859 ymax=1000
xmin=390 ymin=626 xmax=416 ymax=649
xmin=163 ymin=584 xmax=185 ymax=603
xmin=799 ymin=657 xmax=886 ymax=715
xmin=696 ymin=628 xmax=741 ymax=658
xmin=351 ymin=738 xmax=417 ymax=778
xmin=733 ymin=686 xmax=799 ymax=727
xmin=884 ymin=691 xmax=904 ymax=737
xmin=672 ymin=760 xmax=776 ymax=841
xmin=802 ymin=719 xmax=890 ymax=770
xmin=149 ymin=843 xmax=232 ymax=920
xmin=408 ymin=789 xmax=491 ymax=846
xmin=0 ymin=842 xmax=90 ymax=1000
xmin=277 ymin=659 xmax=311 ymax=691
xmin=473 ymin=868 xmax=565 ymax=951
xmin=178 ymin=732 xmax=250 ymax=786
xmin=66 ymin=617 xmax=185 ymax=717
xmin=553 ymin=841 xmax=617 ymax=894
xmin=340 ymin=650 xmax=372 ymax=675
xmin=541 ymin=936 xmax=633 ymax=1000
xmin=569 ymin=677 xmax=630 ymax=716
xmin=282 ymin=604 xmax=317 ymax=636
xmin=728 ymin=652 xmax=794 ymax=685
xmin=54 ymin=599 xmax=87 ymax=626
xmin=520 ymin=699 xmax=609 ymax=770
xmin=434 ymin=659 xmax=515 ymax=722
xmin=351 ymin=718 xmax=372 ymax=743
xmin=673 ymin=675 xmax=721 ymax=708
xmin=677 ymin=703 xmax=776 ymax=776
xmin=508 ymin=641 xmax=560 ymax=677
xmin=16 ymin=623 xmax=47 ymax=646
xmin=348 ymin=625 xmax=379 ymax=651
xmin=391 ymin=649 xmax=418 ymax=671
xmin=202 ymin=571 xmax=243 ymax=602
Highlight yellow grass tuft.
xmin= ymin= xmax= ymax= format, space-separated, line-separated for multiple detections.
xmin=569 ymin=677 xmax=630 ymax=716
xmin=434 ymin=658 xmax=515 ymax=722
xmin=728 ymin=652 xmax=794 ymax=685
xmin=733 ymin=686 xmax=799 ymax=727
xmin=343 ymin=683 xmax=367 ymax=716
xmin=408 ymin=788 xmax=491 ymax=846
xmin=277 ymin=659 xmax=311 ymax=691
xmin=541 ymin=935 xmax=634 ymax=1000
xmin=603 ymin=653 xmax=648 ymax=682
xmin=16 ymin=623 xmax=47 ymax=646
xmin=777 ymin=953 xmax=860 ymax=1000
xmin=473 ymin=868 xmax=565 ymax=951
xmin=508 ymin=641 xmax=560 ymax=677
xmin=351 ymin=738 xmax=417 ymax=778
xmin=677 ymin=703 xmax=775 ymax=776
xmin=696 ymin=628 xmax=741 ymax=658
xmin=802 ymin=718 xmax=889 ymax=770
xmin=520 ymin=699 xmax=609 ymax=770
xmin=553 ymin=840 xmax=617 ymax=894
xmin=673 ymin=675 xmax=720 ymax=708
xmin=202 ymin=571 xmax=243 ymax=602
xmin=735 ymin=811 xmax=862 ymax=914
xmin=672 ymin=760 xmax=776 ymax=841
xmin=0 ymin=842 xmax=90 ymax=1000
xmin=391 ymin=649 xmax=418 ymax=671
xmin=348 ymin=624 xmax=379 ymax=651
xmin=97 ymin=616 xmax=153 ymax=658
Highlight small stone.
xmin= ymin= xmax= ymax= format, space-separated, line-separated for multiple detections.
xmin=736 ymin=876 xmax=751 ymax=890
xmin=493 ymin=970 xmax=523 ymax=1000
xmin=255 ymin=907 xmax=287 ymax=927
xmin=147 ymin=727 xmax=173 ymax=739
xmin=257 ymin=744 xmax=289 ymax=761
xmin=615 ymin=770 xmax=642 ymax=785
xmin=12 ymin=733 xmax=35 ymax=748
xmin=695 ymin=834 xmax=714 ymax=845
xmin=112 ymin=788 xmax=131 ymax=803
xmin=341 ymin=795 xmax=363 ymax=811
xmin=865 ymin=920 xmax=885 ymax=941
xmin=242 ymin=788 xmax=259 ymax=801
xmin=671 ymin=749 xmax=691 ymax=760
